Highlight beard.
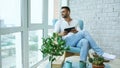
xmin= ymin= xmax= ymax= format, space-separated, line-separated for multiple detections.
xmin=62 ymin=15 xmax=67 ymax=18
xmin=62 ymin=14 xmax=68 ymax=18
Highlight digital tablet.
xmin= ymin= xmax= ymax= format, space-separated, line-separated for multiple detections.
xmin=64 ymin=27 xmax=75 ymax=32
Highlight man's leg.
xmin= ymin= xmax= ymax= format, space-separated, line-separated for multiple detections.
xmin=80 ymin=30 xmax=104 ymax=56
xmin=76 ymin=39 xmax=89 ymax=68
xmin=76 ymin=38 xmax=90 ymax=62
xmin=65 ymin=30 xmax=116 ymax=60
xmin=65 ymin=32 xmax=84 ymax=47
xmin=65 ymin=30 xmax=103 ymax=56
xmin=77 ymin=30 xmax=116 ymax=60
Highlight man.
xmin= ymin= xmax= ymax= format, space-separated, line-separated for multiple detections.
xmin=54 ymin=6 xmax=116 ymax=68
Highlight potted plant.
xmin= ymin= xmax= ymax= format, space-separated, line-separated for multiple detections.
xmin=89 ymin=53 xmax=109 ymax=68
xmin=40 ymin=33 xmax=69 ymax=68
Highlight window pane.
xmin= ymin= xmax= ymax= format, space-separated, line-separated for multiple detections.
xmin=48 ymin=0 xmax=60 ymax=25
xmin=29 ymin=30 xmax=43 ymax=67
xmin=30 ymin=0 xmax=43 ymax=24
xmin=48 ymin=29 xmax=54 ymax=36
xmin=0 ymin=0 xmax=21 ymax=28
xmin=48 ymin=0 xmax=54 ymax=25
xmin=1 ymin=32 xmax=21 ymax=68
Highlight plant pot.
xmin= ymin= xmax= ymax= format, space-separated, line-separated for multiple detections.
xmin=65 ymin=61 xmax=72 ymax=68
xmin=92 ymin=64 xmax=104 ymax=68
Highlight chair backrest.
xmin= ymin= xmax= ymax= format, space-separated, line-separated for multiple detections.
xmin=52 ymin=19 xmax=84 ymax=30
xmin=78 ymin=20 xmax=84 ymax=30
xmin=52 ymin=19 xmax=58 ymax=26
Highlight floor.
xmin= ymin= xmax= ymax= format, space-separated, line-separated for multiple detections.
xmin=109 ymin=58 xmax=120 ymax=68
xmin=38 ymin=57 xmax=120 ymax=68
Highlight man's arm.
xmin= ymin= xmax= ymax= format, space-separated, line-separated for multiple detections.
xmin=54 ymin=21 xmax=68 ymax=36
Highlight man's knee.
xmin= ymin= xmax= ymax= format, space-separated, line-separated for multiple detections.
xmin=81 ymin=39 xmax=89 ymax=47
xmin=81 ymin=39 xmax=88 ymax=43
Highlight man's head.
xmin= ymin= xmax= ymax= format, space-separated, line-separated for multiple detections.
xmin=61 ymin=6 xmax=70 ymax=18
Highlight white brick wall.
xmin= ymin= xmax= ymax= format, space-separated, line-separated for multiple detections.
xmin=69 ymin=0 xmax=120 ymax=58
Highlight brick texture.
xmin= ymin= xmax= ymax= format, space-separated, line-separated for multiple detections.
xmin=69 ymin=0 xmax=120 ymax=58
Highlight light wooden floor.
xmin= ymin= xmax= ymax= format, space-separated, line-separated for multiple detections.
xmin=109 ymin=58 xmax=120 ymax=68
xmin=37 ymin=57 xmax=120 ymax=68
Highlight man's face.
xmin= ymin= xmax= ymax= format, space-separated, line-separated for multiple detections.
xmin=61 ymin=8 xmax=70 ymax=18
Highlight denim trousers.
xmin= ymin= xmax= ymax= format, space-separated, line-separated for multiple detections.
xmin=65 ymin=30 xmax=104 ymax=62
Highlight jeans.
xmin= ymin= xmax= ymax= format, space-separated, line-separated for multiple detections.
xmin=65 ymin=30 xmax=104 ymax=62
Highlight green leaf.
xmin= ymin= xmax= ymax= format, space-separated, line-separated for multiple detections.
xmin=88 ymin=58 xmax=93 ymax=63
xmin=51 ymin=58 xmax=56 ymax=62
xmin=40 ymin=33 xmax=69 ymax=62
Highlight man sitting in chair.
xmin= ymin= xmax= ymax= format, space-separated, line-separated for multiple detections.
xmin=54 ymin=6 xmax=116 ymax=68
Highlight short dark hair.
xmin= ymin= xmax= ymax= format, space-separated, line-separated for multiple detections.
xmin=61 ymin=6 xmax=70 ymax=12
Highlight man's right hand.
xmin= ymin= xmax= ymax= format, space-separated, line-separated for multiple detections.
xmin=58 ymin=31 xmax=68 ymax=36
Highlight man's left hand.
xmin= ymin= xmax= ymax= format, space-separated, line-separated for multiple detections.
xmin=70 ymin=29 xmax=78 ymax=33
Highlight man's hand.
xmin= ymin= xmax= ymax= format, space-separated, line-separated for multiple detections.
xmin=70 ymin=29 xmax=78 ymax=33
xmin=58 ymin=31 xmax=68 ymax=36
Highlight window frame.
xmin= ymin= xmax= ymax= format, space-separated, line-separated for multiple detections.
xmin=0 ymin=0 xmax=54 ymax=68
xmin=0 ymin=36 xmax=1 ymax=68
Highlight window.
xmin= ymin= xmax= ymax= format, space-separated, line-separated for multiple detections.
xmin=0 ymin=0 xmax=21 ymax=28
xmin=48 ymin=0 xmax=60 ymax=25
xmin=29 ymin=30 xmax=43 ymax=67
xmin=0 ymin=0 xmax=58 ymax=67
xmin=1 ymin=32 xmax=21 ymax=68
xmin=48 ymin=29 xmax=54 ymax=36
xmin=30 ymin=0 xmax=43 ymax=24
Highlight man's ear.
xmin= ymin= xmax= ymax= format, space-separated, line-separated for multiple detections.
xmin=68 ymin=11 xmax=70 ymax=15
